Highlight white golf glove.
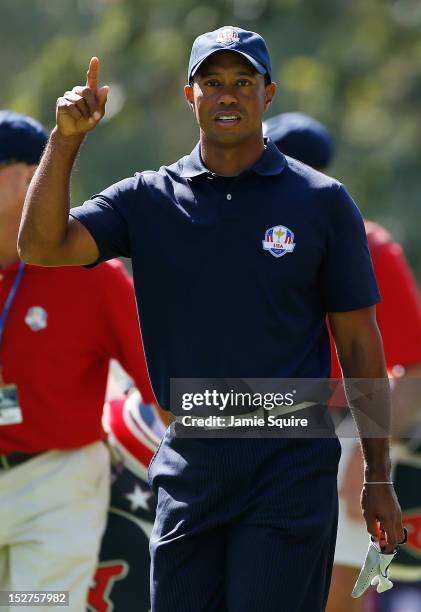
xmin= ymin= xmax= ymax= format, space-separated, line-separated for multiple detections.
xmin=351 ymin=528 xmax=407 ymax=598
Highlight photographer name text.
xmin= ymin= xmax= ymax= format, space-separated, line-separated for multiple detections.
xmin=180 ymin=414 xmax=308 ymax=429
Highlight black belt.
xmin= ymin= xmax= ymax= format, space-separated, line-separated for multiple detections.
xmin=0 ymin=452 xmax=41 ymax=471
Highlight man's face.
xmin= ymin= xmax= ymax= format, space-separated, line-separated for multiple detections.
xmin=185 ymin=51 xmax=276 ymax=145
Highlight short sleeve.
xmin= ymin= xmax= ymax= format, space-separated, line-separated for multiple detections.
xmin=323 ymin=184 xmax=380 ymax=312
xmin=70 ymin=177 xmax=136 ymax=263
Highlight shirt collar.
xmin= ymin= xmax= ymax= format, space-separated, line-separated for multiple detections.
xmin=252 ymin=139 xmax=287 ymax=176
xmin=180 ymin=142 xmax=207 ymax=178
xmin=180 ymin=138 xmax=286 ymax=179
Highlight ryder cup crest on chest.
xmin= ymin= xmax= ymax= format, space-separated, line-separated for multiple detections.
xmin=262 ymin=225 xmax=296 ymax=258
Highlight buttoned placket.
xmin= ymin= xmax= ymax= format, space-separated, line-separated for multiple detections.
xmin=205 ymin=171 xmax=253 ymax=203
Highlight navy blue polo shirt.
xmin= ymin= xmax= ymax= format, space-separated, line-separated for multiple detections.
xmin=70 ymin=140 xmax=380 ymax=410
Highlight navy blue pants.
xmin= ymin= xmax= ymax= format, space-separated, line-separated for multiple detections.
xmin=149 ymin=429 xmax=340 ymax=612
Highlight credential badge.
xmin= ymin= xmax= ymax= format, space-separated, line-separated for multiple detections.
xmin=216 ymin=27 xmax=240 ymax=46
xmin=262 ymin=225 xmax=296 ymax=258
xmin=25 ymin=306 xmax=48 ymax=331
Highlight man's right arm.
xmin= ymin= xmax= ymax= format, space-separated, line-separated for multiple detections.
xmin=18 ymin=57 xmax=108 ymax=267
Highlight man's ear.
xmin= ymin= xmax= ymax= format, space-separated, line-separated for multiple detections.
xmin=184 ymin=84 xmax=195 ymax=112
xmin=264 ymin=82 xmax=277 ymax=113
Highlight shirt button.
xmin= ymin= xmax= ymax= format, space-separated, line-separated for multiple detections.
xmin=226 ymin=193 xmax=232 ymax=200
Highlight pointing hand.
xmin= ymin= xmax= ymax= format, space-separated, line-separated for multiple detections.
xmin=56 ymin=57 xmax=109 ymax=138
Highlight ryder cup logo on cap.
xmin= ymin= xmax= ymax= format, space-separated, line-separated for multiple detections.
xmin=216 ymin=27 xmax=240 ymax=46
xmin=188 ymin=26 xmax=272 ymax=82
xmin=262 ymin=225 xmax=296 ymax=258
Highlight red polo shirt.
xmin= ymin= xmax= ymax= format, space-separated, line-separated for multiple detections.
xmin=331 ymin=221 xmax=421 ymax=379
xmin=0 ymin=260 xmax=155 ymax=453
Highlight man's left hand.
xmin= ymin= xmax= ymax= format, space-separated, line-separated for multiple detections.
xmin=361 ymin=484 xmax=405 ymax=553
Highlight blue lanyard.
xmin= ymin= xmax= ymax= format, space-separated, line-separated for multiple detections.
xmin=0 ymin=262 xmax=25 ymax=348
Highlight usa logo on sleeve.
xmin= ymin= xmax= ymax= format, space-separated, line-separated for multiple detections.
xmin=262 ymin=225 xmax=296 ymax=258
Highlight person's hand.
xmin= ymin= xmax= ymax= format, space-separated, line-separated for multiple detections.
xmin=56 ymin=57 xmax=108 ymax=138
xmin=361 ymin=484 xmax=405 ymax=553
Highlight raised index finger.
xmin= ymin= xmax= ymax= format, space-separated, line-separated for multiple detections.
xmin=86 ymin=57 xmax=100 ymax=91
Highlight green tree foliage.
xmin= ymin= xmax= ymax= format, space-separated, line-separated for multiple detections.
xmin=2 ymin=0 xmax=421 ymax=275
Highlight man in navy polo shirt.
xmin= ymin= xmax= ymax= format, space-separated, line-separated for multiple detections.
xmin=19 ymin=26 xmax=404 ymax=612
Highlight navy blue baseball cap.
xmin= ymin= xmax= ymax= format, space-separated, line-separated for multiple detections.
xmin=263 ymin=112 xmax=334 ymax=170
xmin=0 ymin=110 xmax=48 ymax=165
xmin=188 ymin=26 xmax=272 ymax=83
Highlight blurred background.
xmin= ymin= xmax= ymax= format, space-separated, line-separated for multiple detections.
xmin=2 ymin=0 xmax=420 ymax=276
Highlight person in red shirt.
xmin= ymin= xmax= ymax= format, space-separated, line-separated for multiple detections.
xmin=0 ymin=111 xmax=155 ymax=611
xmin=265 ymin=112 xmax=421 ymax=612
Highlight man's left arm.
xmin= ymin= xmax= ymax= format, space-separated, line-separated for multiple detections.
xmin=329 ymin=306 xmax=405 ymax=552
